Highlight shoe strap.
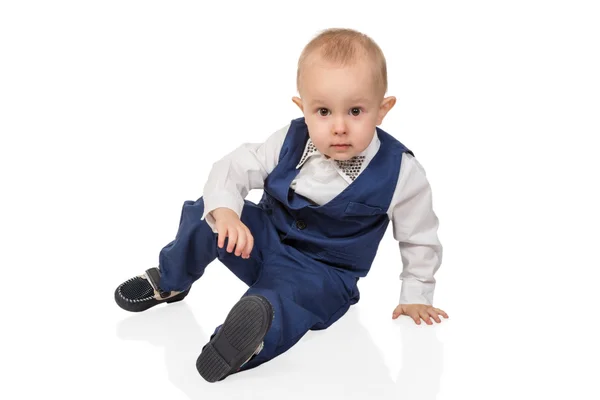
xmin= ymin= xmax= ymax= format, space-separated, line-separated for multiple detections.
xmin=145 ymin=268 xmax=171 ymax=299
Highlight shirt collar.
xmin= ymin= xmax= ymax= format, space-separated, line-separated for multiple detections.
xmin=295 ymin=130 xmax=380 ymax=183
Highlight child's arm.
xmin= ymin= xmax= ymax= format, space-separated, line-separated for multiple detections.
xmin=200 ymin=123 xmax=290 ymax=250
xmin=388 ymin=152 xmax=449 ymax=324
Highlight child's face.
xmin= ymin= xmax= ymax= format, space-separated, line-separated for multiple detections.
xmin=293 ymin=56 xmax=395 ymax=161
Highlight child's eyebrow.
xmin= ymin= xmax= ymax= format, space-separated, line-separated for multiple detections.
xmin=310 ymin=98 xmax=370 ymax=105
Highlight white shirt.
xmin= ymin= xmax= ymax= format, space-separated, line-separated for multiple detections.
xmin=201 ymin=123 xmax=443 ymax=306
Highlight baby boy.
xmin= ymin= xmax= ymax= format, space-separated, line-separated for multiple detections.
xmin=114 ymin=27 xmax=448 ymax=383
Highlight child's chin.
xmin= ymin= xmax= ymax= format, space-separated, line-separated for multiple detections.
xmin=330 ymin=152 xmax=356 ymax=161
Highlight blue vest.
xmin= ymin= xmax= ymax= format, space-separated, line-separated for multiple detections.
xmin=259 ymin=117 xmax=413 ymax=278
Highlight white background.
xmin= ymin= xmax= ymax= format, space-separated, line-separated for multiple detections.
xmin=1 ymin=1 xmax=599 ymax=399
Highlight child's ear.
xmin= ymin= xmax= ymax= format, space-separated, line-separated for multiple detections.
xmin=292 ymin=96 xmax=304 ymax=113
xmin=377 ymin=96 xmax=396 ymax=125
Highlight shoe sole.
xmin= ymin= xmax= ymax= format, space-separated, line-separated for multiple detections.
xmin=196 ymin=295 xmax=273 ymax=382
xmin=114 ymin=280 xmax=190 ymax=312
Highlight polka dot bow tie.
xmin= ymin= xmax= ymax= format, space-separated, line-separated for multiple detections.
xmin=296 ymin=139 xmax=366 ymax=181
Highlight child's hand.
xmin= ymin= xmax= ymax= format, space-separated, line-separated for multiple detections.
xmin=211 ymin=207 xmax=254 ymax=259
xmin=392 ymin=304 xmax=449 ymax=325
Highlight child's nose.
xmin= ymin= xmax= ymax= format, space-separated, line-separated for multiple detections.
xmin=331 ymin=116 xmax=348 ymax=135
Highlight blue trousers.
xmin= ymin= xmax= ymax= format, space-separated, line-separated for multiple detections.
xmin=158 ymin=197 xmax=360 ymax=371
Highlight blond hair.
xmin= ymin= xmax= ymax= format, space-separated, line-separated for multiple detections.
xmin=296 ymin=28 xmax=388 ymax=97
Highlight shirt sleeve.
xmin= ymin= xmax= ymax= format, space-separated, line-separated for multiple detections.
xmin=387 ymin=152 xmax=443 ymax=306
xmin=201 ymin=123 xmax=290 ymax=231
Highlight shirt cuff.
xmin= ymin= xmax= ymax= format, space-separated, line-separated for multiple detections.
xmin=399 ymin=280 xmax=435 ymax=306
xmin=201 ymin=192 xmax=245 ymax=233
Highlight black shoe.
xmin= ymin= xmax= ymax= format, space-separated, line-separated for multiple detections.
xmin=114 ymin=267 xmax=190 ymax=312
xmin=196 ymin=295 xmax=274 ymax=382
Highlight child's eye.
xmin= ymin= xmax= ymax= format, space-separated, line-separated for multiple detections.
xmin=350 ymin=108 xmax=361 ymax=116
xmin=318 ymin=108 xmax=330 ymax=116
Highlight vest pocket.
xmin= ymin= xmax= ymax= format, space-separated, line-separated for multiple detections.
xmin=344 ymin=202 xmax=384 ymax=217
xmin=316 ymin=247 xmax=361 ymax=268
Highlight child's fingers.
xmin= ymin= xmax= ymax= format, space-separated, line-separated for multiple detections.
xmin=419 ymin=310 xmax=433 ymax=325
xmin=409 ymin=312 xmax=421 ymax=325
xmin=243 ymin=229 xmax=254 ymax=258
xmin=235 ymin=227 xmax=246 ymax=256
xmin=217 ymin=226 xmax=227 ymax=248
xmin=428 ymin=308 xmax=442 ymax=323
xmin=226 ymin=227 xmax=238 ymax=253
